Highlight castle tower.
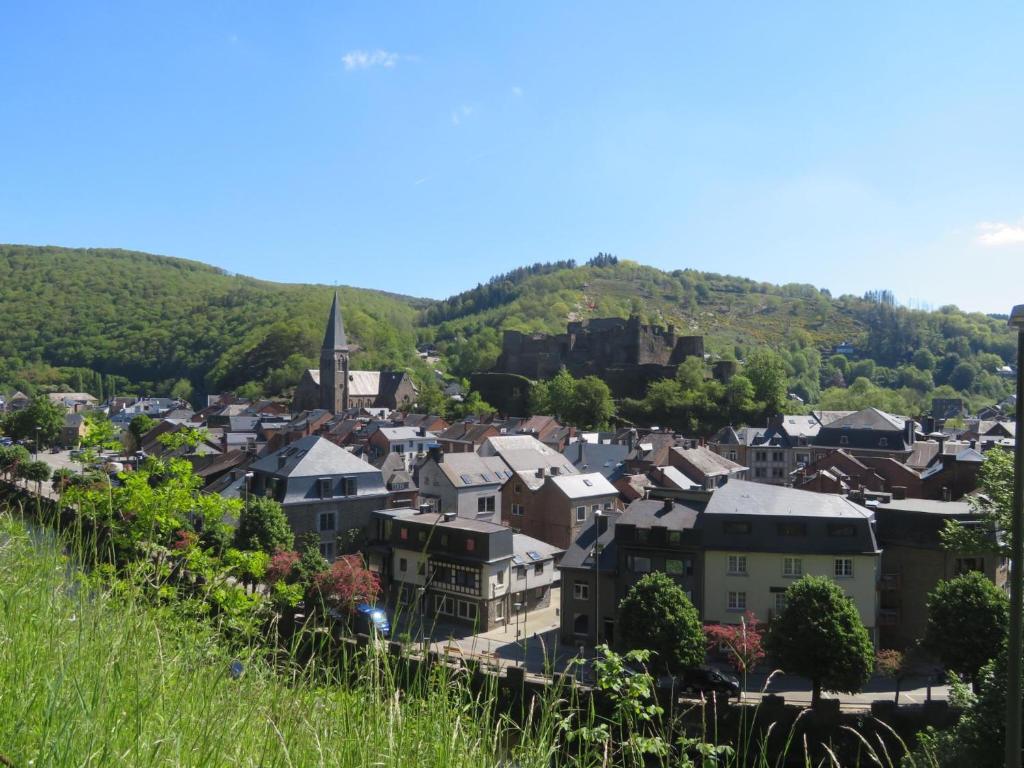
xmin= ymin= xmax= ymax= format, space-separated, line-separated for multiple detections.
xmin=319 ymin=290 xmax=350 ymax=413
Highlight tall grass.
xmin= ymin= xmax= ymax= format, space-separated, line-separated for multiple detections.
xmin=0 ymin=507 xmax=938 ymax=768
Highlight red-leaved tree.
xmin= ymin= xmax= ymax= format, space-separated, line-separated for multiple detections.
xmin=266 ymin=550 xmax=301 ymax=584
xmin=312 ymin=554 xmax=381 ymax=613
xmin=704 ymin=611 xmax=765 ymax=676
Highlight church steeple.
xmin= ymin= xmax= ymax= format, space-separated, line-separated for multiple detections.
xmin=319 ymin=290 xmax=350 ymax=413
xmin=322 ymin=290 xmax=348 ymax=350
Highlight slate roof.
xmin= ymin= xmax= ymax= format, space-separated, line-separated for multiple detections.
xmin=437 ymin=421 xmax=496 ymax=444
xmin=434 ymin=453 xmax=512 ymax=488
xmin=701 ymin=480 xmax=879 ymax=555
xmin=813 ymin=410 xmax=857 ymax=426
xmin=512 ymin=533 xmax=562 ymax=562
xmin=251 ymin=435 xmax=380 ymax=478
xmin=322 ymin=290 xmax=348 ymax=350
xmin=548 ymin=472 xmax=618 ymax=500
xmin=561 ymin=441 xmax=629 ymax=480
xmin=872 ymin=497 xmax=972 ymax=516
xmin=559 ymin=512 xmax=621 ymax=572
xmin=653 ymin=465 xmax=701 ymax=490
xmin=619 ymin=498 xmax=702 ymax=530
xmin=671 ymin=446 xmax=747 ymax=478
xmin=826 ymin=408 xmax=906 ymax=432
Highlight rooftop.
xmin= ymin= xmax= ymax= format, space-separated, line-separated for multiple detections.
xmin=705 ymin=479 xmax=871 ymax=520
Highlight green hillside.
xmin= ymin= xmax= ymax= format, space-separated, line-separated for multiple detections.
xmin=0 ymin=245 xmax=426 ymax=399
xmin=0 ymin=245 xmax=1016 ymax=415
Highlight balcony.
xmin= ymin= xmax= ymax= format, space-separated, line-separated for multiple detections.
xmin=877 ymin=572 xmax=901 ymax=591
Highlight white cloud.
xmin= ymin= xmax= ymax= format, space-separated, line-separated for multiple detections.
xmin=976 ymin=220 xmax=1024 ymax=247
xmin=451 ymin=105 xmax=474 ymax=126
xmin=342 ymin=49 xmax=400 ymax=71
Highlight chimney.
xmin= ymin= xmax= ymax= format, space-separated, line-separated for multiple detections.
xmin=578 ymin=439 xmax=585 ymax=464
xmin=277 ymin=455 xmax=287 ymax=469
xmin=942 ymin=486 xmax=951 ymax=502
xmin=937 ymin=434 xmax=946 ymax=454
xmin=418 ymin=502 xmax=433 ymax=514
xmin=892 ymin=486 xmax=907 ymax=500
xmin=659 ymin=498 xmax=674 ymax=516
xmin=429 ymin=445 xmax=443 ymax=464
xmin=904 ymin=418 xmax=915 ymax=446
xmin=550 ymin=466 xmax=560 ymax=476
xmin=418 ymin=427 xmax=427 ymax=437
xmin=443 ymin=511 xmax=456 ymax=523
xmin=535 ymin=468 xmax=545 ymax=479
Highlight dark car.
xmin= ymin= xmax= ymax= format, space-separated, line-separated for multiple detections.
xmin=351 ymin=603 xmax=391 ymax=638
xmin=675 ymin=667 xmax=741 ymax=700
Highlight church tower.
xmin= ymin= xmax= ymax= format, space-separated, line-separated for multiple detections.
xmin=319 ymin=291 xmax=350 ymax=413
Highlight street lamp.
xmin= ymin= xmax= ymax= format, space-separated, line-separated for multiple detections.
xmin=243 ymin=471 xmax=254 ymax=508
xmin=1005 ymin=304 xmax=1024 ymax=768
xmin=592 ymin=511 xmax=604 ymax=649
xmin=513 ymin=601 xmax=524 ymax=647
xmin=34 ymin=425 xmax=41 ymax=461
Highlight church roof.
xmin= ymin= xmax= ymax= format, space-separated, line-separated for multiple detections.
xmin=322 ymin=290 xmax=348 ymax=350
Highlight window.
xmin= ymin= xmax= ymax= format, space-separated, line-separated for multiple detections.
xmin=319 ymin=541 xmax=335 ymax=560
xmin=668 ymin=530 xmax=681 ymax=545
xmin=827 ymin=523 xmax=856 ymax=537
xmin=400 ymin=527 xmax=409 ymax=541
xmin=478 ymin=496 xmax=496 ymax=513
xmin=755 ymin=451 xmax=767 ymax=462
xmin=728 ymin=451 xmax=737 ymax=461
xmin=727 ymin=555 xmax=747 ymax=575
xmin=393 ymin=445 xmax=404 ymax=454
xmin=495 ymin=602 xmax=504 ymax=620
xmin=878 ymin=438 xmax=888 ymax=448
xmin=724 ymin=521 xmax=751 ymax=535
xmin=603 ymin=501 xmax=613 ymax=511
xmin=727 ymin=591 xmax=746 ymax=611
xmin=465 ymin=537 xmax=476 ymax=552
xmin=534 ymin=562 xmax=544 ymax=575
xmin=835 ymin=558 xmax=854 ymax=578
xmin=783 ymin=557 xmax=802 ymax=577
xmin=342 ymin=477 xmax=357 ymax=496
xmin=435 ymin=595 xmax=455 ymax=615
xmin=771 ymin=468 xmax=785 ymax=478
xmin=772 ymin=451 xmax=784 ymax=462
xmin=955 ymin=557 xmax=984 ymax=575
xmin=318 ymin=512 xmax=336 ymax=532
xmin=516 ymin=565 xmax=526 ymax=579
xmin=839 ymin=435 xmax=849 ymax=446
xmin=440 ymin=533 xmax=449 ymax=546
xmin=399 ymin=557 xmax=408 ymax=572
xmin=497 ymin=569 xmax=505 ymax=585
xmin=318 ymin=477 xmax=333 ymax=499
xmin=796 ymin=454 xmax=809 ymax=465
xmin=456 ymin=600 xmax=477 ymax=620
xmin=777 ymin=522 xmax=806 ymax=537
xmin=575 ymin=506 xmax=587 ymax=523
xmin=511 ymin=503 xmax=525 ymax=516
xmin=514 ymin=483 xmax=523 ymax=494
xmin=665 ymin=559 xmax=684 ymax=575
xmin=637 ymin=528 xmax=649 ymax=543
xmin=418 ymin=530 xmax=427 ymax=543
xmin=573 ymin=613 xmax=589 ymax=636
xmin=774 ymin=592 xmax=788 ymax=614
xmin=573 ymin=581 xmax=590 ymax=600
xmin=630 ymin=556 xmax=651 ymax=573
xmin=754 ymin=468 xmax=767 ymax=478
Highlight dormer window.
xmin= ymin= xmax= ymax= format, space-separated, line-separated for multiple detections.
xmin=839 ymin=436 xmax=849 ymax=446
xmin=879 ymin=438 xmax=888 ymax=448
xmin=318 ymin=477 xmax=333 ymax=499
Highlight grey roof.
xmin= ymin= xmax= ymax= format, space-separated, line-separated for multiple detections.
xmin=548 ymin=472 xmax=618 ymax=499
xmin=671 ymin=446 xmax=747 ymax=478
xmin=322 ymin=290 xmax=348 ymax=350
xmin=562 ymin=441 xmax=629 ymax=479
xmin=435 ymin=453 xmax=512 ymax=488
xmin=559 ymin=513 xmax=621 ymax=572
xmin=813 ymin=410 xmax=857 ymax=426
xmin=391 ymin=509 xmax=508 ymax=533
xmin=705 ymin=479 xmax=871 ymax=520
xmin=512 ymin=533 xmax=562 ymax=561
xmin=825 ymin=408 xmax=906 ymax=432
xmin=251 ymin=435 xmax=379 ymax=478
xmin=701 ymin=481 xmax=879 ymax=555
xmin=620 ymin=498 xmax=702 ymax=530
xmin=872 ymin=498 xmax=972 ymax=516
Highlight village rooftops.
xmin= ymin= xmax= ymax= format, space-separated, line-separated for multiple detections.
xmin=705 ymin=479 xmax=872 ymax=520
xmin=547 ymin=472 xmax=617 ymax=499
xmin=432 ymin=452 xmax=513 ymax=488
xmin=250 ymin=435 xmax=380 ymax=478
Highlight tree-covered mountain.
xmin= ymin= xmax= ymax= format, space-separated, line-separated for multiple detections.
xmin=0 ymin=244 xmax=1016 ymax=417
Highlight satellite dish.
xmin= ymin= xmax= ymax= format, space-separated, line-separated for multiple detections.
xmin=229 ymin=660 xmax=244 ymax=679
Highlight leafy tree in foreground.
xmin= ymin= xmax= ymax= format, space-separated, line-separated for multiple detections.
xmin=233 ymin=496 xmax=294 ymax=555
xmin=924 ymin=571 xmax=1008 ymax=686
xmin=617 ymin=571 xmax=705 ymax=673
xmin=766 ymin=575 xmax=873 ymax=705
xmin=17 ymin=460 xmax=53 ymax=496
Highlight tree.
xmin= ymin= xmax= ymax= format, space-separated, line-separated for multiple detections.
xmin=233 ymin=496 xmax=294 ymax=555
xmin=744 ymin=349 xmax=788 ymax=415
xmin=566 ymin=376 xmax=615 ymax=430
xmin=311 ymin=554 xmax=381 ymax=614
xmin=81 ymin=413 xmax=120 ymax=451
xmin=128 ymin=413 xmax=156 ymax=445
xmin=942 ymin=447 xmax=1013 ymax=556
xmin=617 ymin=572 xmax=705 ymax=673
xmin=766 ymin=575 xmax=874 ymax=705
xmin=704 ymin=611 xmax=765 ymax=681
xmin=0 ymin=445 xmax=31 ymax=482
xmin=3 ymin=396 xmax=65 ymax=447
xmin=875 ymin=649 xmax=908 ymax=704
xmin=925 ymin=571 xmax=1008 ymax=685
xmin=17 ymin=459 xmax=54 ymax=496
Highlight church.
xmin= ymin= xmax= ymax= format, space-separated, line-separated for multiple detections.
xmin=292 ymin=292 xmax=418 ymax=413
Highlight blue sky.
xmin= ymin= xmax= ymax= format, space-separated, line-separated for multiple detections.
xmin=2 ymin=2 xmax=1023 ymax=313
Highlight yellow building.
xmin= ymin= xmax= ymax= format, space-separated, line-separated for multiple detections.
xmin=699 ymin=480 xmax=880 ymax=642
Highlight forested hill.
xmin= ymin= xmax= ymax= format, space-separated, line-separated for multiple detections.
xmin=0 ymin=245 xmax=425 ymax=399
xmin=0 ymin=245 xmax=1017 ymax=414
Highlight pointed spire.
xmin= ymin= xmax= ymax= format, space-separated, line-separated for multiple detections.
xmin=322 ymin=290 xmax=348 ymax=350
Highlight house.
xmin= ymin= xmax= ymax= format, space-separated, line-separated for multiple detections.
xmin=369 ymin=508 xmax=560 ymax=631
xmin=5 ymin=391 xmax=30 ymax=412
xmin=515 ymin=415 xmax=575 ymax=452
xmin=811 ymin=408 xmax=916 ymax=463
xmin=397 ymin=413 xmax=450 ymax=433
xmin=962 ymin=419 xmax=1016 ymax=450
xmin=667 ymin=445 xmax=747 ymax=489
xmin=61 ymin=412 xmax=89 ymax=447
xmin=415 ymin=450 xmax=512 ymax=521
xmin=866 ymin=494 xmax=1006 ymax=650
xmin=246 ymin=436 xmax=389 ymax=560
xmin=375 ymin=452 xmax=419 ymax=509
xmin=698 ymin=480 xmax=881 ymax=642
xmin=46 ymin=392 xmax=99 ymax=413
xmin=559 ymin=496 xmax=706 ymax=647
xmin=709 ymin=415 xmax=819 ymax=485
xmin=435 ymin=421 xmax=500 ymax=454
xmin=367 ymin=426 xmax=438 ymax=471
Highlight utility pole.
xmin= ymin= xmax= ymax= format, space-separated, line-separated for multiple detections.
xmin=1006 ymin=304 xmax=1024 ymax=768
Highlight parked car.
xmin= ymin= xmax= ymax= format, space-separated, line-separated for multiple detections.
xmin=675 ymin=667 xmax=741 ymax=700
xmin=352 ymin=603 xmax=391 ymax=638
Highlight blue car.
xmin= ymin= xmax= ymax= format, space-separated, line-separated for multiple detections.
xmin=353 ymin=603 xmax=391 ymax=638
